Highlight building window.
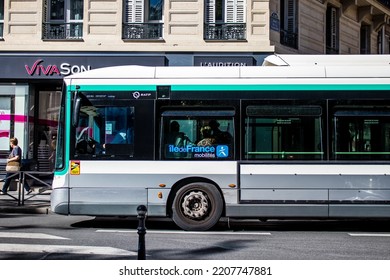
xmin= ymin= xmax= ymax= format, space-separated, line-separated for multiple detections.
xmin=123 ymin=0 xmax=164 ymax=40
xmin=360 ymin=24 xmax=371 ymax=54
xmin=280 ymin=0 xmax=298 ymax=49
xmin=32 ymin=89 xmax=61 ymax=172
xmin=204 ymin=0 xmax=246 ymax=40
xmin=0 ymin=0 xmax=4 ymax=38
xmin=326 ymin=6 xmax=339 ymax=54
xmin=377 ymin=26 xmax=390 ymax=54
xmin=42 ymin=0 xmax=83 ymax=40
xmin=0 ymin=85 xmax=29 ymax=167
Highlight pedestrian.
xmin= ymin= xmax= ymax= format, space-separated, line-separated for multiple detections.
xmin=1 ymin=137 xmax=32 ymax=195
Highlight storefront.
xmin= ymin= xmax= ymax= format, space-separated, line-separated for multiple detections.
xmin=0 ymin=53 xmax=168 ymax=172
xmin=0 ymin=52 xmax=267 ymax=172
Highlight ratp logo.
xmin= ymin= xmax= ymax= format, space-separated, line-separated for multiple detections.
xmin=216 ymin=145 xmax=229 ymax=158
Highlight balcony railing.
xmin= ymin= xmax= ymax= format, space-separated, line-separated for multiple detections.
xmin=204 ymin=23 xmax=246 ymax=40
xmin=280 ymin=29 xmax=298 ymax=49
xmin=42 ymin=22 xmax=83 ymax=40
xmin=122 ymin=23 xmax=163 ymax=40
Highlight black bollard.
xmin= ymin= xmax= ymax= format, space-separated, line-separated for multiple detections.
xmin=136 ymin=205 xmax=147 ymax=260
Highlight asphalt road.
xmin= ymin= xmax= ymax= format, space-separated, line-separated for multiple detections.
xmin=0 ymin=213 xmax=390 ymax=260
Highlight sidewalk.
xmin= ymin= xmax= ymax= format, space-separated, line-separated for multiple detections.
xmin=0 ymin=171 xmax=53 ymax=215
xmin=0 ymin=190 xmax=51 ymax=214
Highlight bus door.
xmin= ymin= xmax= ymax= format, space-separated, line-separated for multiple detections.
xmin=236 ymin=104 xmax=328 ymax=218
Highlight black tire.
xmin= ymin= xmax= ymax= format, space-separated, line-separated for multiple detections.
xmin=172 ymin=182 xmax=223 ymax=231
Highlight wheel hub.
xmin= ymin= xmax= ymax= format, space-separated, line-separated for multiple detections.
xmin=181 ymin=191 xmax=209 ymax=219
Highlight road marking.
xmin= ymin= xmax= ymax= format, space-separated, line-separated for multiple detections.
xmin=348 ymin=233 xmax=390 ymax=237
xmin=0 ymin=243 xmax=137 ymax=256
xmin=0 ymin=232 xmax=69 ymax=240
xmin=96 ymin=229 xmax=271 ymax=235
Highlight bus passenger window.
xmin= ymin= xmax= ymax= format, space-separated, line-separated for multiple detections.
xmin=333 ymin=109 xmax=390 ymax=160
xmin=160 ymin=110 xmax=235 ymax=160
xmin=245 ymin=105 xmax=323 ymax=160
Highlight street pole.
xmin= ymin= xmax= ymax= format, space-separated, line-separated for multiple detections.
xmin=137 ymin=205 xmax=147 ymax=260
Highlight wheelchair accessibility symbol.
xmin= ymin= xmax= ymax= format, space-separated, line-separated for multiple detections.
xmin=216 ymin=145 xmax=229 ymax=158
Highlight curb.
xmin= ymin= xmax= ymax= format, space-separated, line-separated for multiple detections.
xmin=0 ymin=205 xmax=51 ymax=214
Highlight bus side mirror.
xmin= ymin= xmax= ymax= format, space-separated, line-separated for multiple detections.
xmin=72 ymin=92 xmax=81 ymax=127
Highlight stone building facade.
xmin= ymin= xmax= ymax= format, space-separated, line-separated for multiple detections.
xmin=0 ymin=0 xmax=389 ymax=169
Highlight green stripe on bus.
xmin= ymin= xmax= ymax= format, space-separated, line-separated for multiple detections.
xmin=68 ymin=84 xmax=390 ymax=92
xmin=171 ymin=84 xmax=390 ymax=91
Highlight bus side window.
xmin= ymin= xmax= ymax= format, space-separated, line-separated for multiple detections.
xmin=245 ymin=105 xmax=323 ymax=160
xmin=160 ymin=113 xmax=235 ymax=160
xmin=333 ymin=110 xmax=390 ymax=160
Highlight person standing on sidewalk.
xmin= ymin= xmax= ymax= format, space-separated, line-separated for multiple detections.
xmin=1 ymin=137 xmax=31 ymax=195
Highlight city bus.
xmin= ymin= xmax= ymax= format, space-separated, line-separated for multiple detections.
xmin=51 ymin=54 xmax=390 ymax=231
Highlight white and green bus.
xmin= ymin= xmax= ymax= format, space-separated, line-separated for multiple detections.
xmin=51 ymin=55 xmax=390 ymax=231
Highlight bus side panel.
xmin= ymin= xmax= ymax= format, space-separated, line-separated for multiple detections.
xmin=233 ymin=163 xmax=329 ymax=217
xmin=68 ymin=161 xmax=148 ymax=216
xmin=51 ymin=174 xmax=70 ymax=214
xmin=68 ymin=186 xmax=147 ymax=216
xmin=226 ymin=163 xmax=390 ymax=218
xmin=329 ymin=189 xmax=390 ymax=217
xmin=66 ymin=160 xmax=237 ymax=217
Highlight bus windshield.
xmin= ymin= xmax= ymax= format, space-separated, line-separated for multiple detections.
xmin=54 ymin=88 xmax=65 ymax=170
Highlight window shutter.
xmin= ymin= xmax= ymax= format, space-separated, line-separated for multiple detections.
xmin=284 ymin=0 xmax=296 ymax=32
xmin=0 ymin=8 xmax=3 ymax=21
xmin=205 ymin=0 xmax=216 ymax=23
xmin=236 ymin=0 xmax=245 ymax=23
xmin=330 ymin=7 xmax=337 ymax=49
xmin=125 ymin=0 xmax=144 ymax=23
xmin=226 ymin=0 xmax=234 ymax=22
xmin=226 ymin=0 xmax=245 ymax=23
xmin=43 ymin=0 xmax=48 ymax=21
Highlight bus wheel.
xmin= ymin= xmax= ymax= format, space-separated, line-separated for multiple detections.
xmin=172 ymin=182 xmax=223 ymax=231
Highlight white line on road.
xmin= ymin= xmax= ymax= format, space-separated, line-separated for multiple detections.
xmin=96 ymin=229 xmax=271 ymax=235
xmin=0 ymin=243 xmax=137 ymax=256
xmin=348 ymin=233 xmax=390 ymax=237
xmin=0 ymin=232 xmax=69 ymax=240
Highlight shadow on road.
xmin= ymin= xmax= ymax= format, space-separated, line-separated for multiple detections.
xmin=71 ymin=216 xmax=390 ymax=232
xmin=71 ymin=216 xmax=180 ymax=230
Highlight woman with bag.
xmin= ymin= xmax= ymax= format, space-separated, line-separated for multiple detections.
xmin=1 ymin=137 xmax=31 ymax=195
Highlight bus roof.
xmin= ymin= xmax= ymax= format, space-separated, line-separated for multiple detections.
xmin=64 ymin=55 xmax=390 ymax=81
xmin=262 ymin=54 xmax=390 ymax=66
